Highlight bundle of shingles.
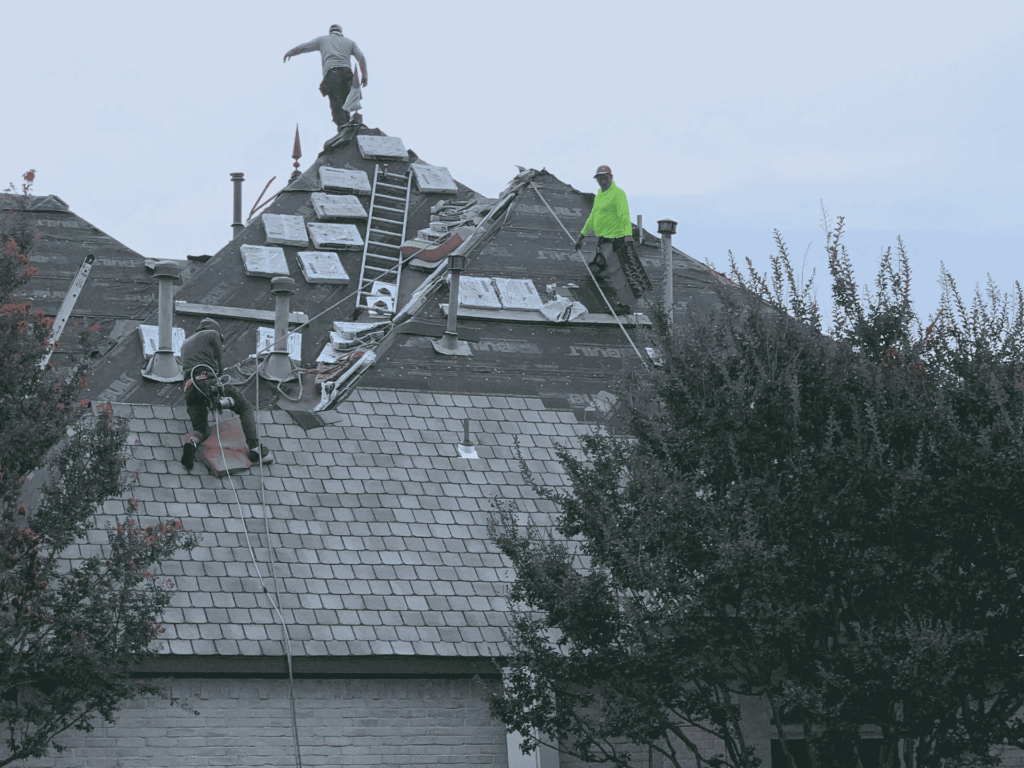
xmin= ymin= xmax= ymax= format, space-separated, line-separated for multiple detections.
xmin=401 ymin=199 xmax=490 ymax=271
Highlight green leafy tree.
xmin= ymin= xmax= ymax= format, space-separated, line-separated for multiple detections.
xmin=0 ymin=173 xmax=196 ymax=765
xmin=491 ymin=216 xmax=1024 ymax=768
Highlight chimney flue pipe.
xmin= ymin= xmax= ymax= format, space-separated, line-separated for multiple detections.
xmin=432 ymin=253 xmax=472 ymax=356
xmin=141 ymin=261 xmax=183 ymax=382
xmin=231 ymin=172 xmax=244 ymax=238
xmin=260 ymin=276 xmax=298 ymax=382
xmin=658 ymin=219 xmax=678 ymax=324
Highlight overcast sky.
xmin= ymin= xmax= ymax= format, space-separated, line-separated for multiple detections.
xmin=4 ymin=0 xmax=1021 ymax=317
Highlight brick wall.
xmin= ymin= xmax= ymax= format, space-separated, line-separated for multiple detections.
xmin=22 ymin=677 xmax=509 ymax=768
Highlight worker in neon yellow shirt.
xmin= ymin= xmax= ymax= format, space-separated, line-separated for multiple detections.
xmin=575 ymin=165 xmax=634 ymax=275
xmin=574 ymin=165 xmax=649 ymax=314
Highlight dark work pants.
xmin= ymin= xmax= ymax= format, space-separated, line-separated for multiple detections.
xmin=594 ymin=237 xmax=637 ymax=313
xmin=185 ymin=381 xmax=260 ymax=449
xmin=319 ymin=67 xmax=352 ymax=128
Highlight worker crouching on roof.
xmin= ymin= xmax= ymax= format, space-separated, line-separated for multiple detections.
xmin=284 ymin=24 xmax=368 ymax=133
xmin=575 ymin=165 xmax=638 ymax=314
xmin=180 ymin=318 xmax=268 ymax=470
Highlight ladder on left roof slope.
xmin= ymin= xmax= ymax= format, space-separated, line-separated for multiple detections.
xmin=356 ymin=164 xmax=412 ymax=319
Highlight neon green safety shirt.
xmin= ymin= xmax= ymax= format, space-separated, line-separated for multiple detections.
xmin=580 ymin=182 xmax=631 ymax=239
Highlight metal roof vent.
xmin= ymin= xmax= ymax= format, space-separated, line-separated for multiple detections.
xmin=140 ymin=261 xmax=183 ymax=382
xmin=457 ymin=418 xmax=479 ymax=460
xmin=432 ymin=254 xmax=472 ymax=357
xmin=231 ymin=172 xmax=244 ymax=238
xmin=260 ymin=276 xmax=299 ymax=382
xmin=658 ymin=219 xmax=678 ymax=324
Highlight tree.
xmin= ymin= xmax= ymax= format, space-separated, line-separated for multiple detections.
xmin=490 ymin=217 xmax=1024 ymax=768
xmin=0 ymin=173 xmax=196 ymax=765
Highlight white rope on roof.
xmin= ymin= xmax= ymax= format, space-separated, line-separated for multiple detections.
xmin=212 ymin=394 xmax=304 ymax=768
xmin=528 ymin=181 xmax=647 ymax=365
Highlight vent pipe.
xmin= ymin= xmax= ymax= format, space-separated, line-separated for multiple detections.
xmin=433 ymin=254 xmax=472 ymax=356
xmin=141 ymin=261 xmax=183 ymax=382
xmin=637 ymin=214 xmax=643 ymax=245
xmin=658 ymin=219 xmax=678 ymax=324
xmin=261 ymin=276 xmax=298 ymax=382
xmin=457 ymin=417 xmax=479 ymax=459
xmin=231 ymin=172 xmax=245 ymax=238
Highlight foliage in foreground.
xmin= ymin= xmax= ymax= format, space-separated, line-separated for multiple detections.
xmin=0 ymin=173 xmax=196 ymax=765
xmin=491 ymin=217 xmax=1024 ymax=768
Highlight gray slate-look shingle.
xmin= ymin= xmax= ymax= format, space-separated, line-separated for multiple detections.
xmin=100 ymin=389 xmax=589 ymax=659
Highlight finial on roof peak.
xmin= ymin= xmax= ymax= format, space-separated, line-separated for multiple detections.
xmin=290 ymin=125 xmax=302 ymax=182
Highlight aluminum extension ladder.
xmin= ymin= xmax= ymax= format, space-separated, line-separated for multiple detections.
xmin=356 ymin=164 xmax=412 ymax=319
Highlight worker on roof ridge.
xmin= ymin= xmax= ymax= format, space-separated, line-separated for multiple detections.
xmin=180 ymin=318 xmax=269 ymax=471
xmin=284 ymin=24 xmax=368 ymax=134
xmin=575 ymin=165 xmax=638 ymax=313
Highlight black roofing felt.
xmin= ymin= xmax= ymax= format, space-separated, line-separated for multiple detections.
xmin=358 ymin=171 xmax=725 ymax=410
xmin=1 ymin=193 xmax=159 ymax=363
xmin=80 ymin=128 xmax=725 ymax=413
xmin=84 ymin=126 xmax=480 ymax=406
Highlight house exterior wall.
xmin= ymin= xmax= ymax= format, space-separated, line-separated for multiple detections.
xmin=22 ymin=677 xmax=509 ymax=768
xmin=557 ymin=694 xmax=771 ymax=768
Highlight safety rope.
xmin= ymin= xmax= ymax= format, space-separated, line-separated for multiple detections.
xmin=210 ymin=375 xmax=303 ymax=768
xmin=528 ymin=181 xmax=647 ymax=364
xmin=253 ymin=368 xmax=303 ymax=768
xmin=182 ymin=214 xmax=481 ymax=765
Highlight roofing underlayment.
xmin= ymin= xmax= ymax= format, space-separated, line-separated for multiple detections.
xmin=0 ymin=192 xmax=163 ymax=364
xmin=27 ymin=122 xmax=729 ymax=671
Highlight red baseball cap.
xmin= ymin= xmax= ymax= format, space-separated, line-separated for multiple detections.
xmin=594 ymin=165 xmax=612 ymax=177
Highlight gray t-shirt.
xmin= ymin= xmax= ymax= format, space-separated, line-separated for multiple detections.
xmin=301 ymin=33 xmax=365 ymax=77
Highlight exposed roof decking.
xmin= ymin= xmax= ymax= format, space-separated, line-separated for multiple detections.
xmin=90 ymin=389 xmax=583 ymax=660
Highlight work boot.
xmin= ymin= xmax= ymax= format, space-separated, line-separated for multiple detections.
xmin=181 ymin=438 xmax=198 ymax=470
xmin=247 ymin=444 xmax=271 ymax=465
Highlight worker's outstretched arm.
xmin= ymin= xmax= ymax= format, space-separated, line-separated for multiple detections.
xmin=283 ymin=40 xmax=319 ymax=63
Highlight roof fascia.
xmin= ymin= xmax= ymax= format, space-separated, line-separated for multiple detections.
xmin=133 ymin=654 xmax=502 ymax=679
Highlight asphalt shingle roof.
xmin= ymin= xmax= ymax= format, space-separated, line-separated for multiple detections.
xmin=93 ymin=388 xmax=585 ymax=659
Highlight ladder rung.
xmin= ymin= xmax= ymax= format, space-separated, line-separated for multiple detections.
xmin=359 ymin=291 xmax=397 ymax=299
xmin=369 ymin=241 xmax=401 ymax=250
xmin=369 ymin=228 xmax=401 ymax=238
xmin=374 ymin=204 xmax=405 ymax=215
xmin=375 ymin=192 xmax=405 ymax=202
xmin=366 ymin=254 xmax=400 ymax=263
